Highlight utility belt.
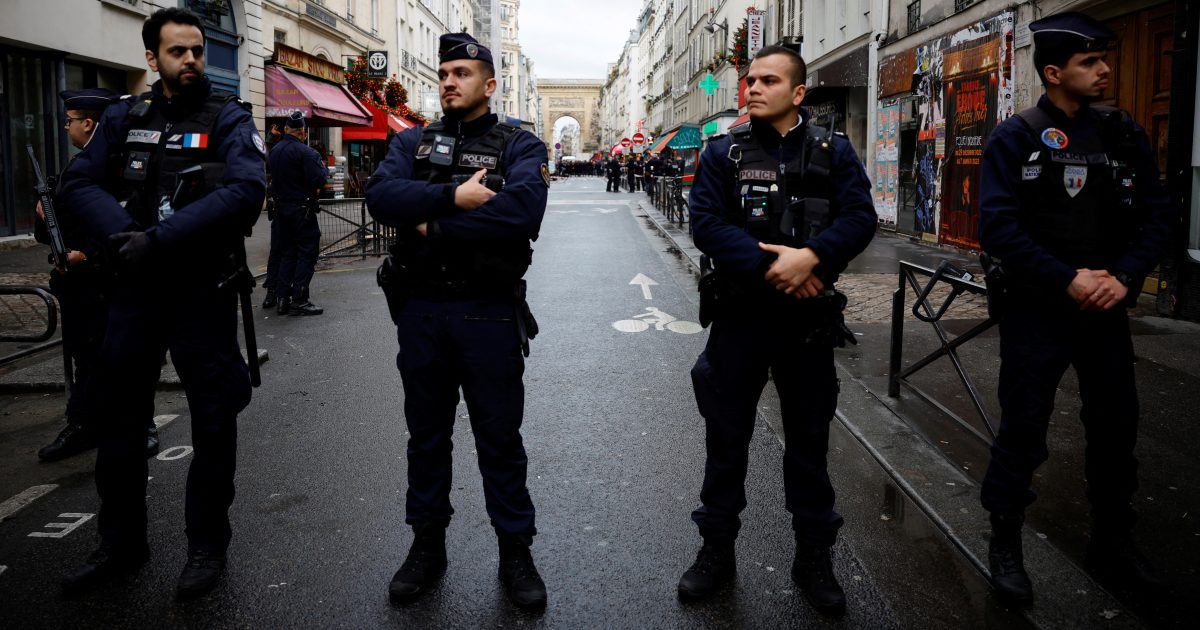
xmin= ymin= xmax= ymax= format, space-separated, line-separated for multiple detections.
xmin=377 ymin=256 xmax=539 ymax=356
xmin=697 ymin=255 xmax=856 ymax=347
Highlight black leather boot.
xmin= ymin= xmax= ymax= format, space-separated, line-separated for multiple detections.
xmin=677 ymin=540 xmax=736 ymax=600
xmin=791 ymin=543 xmax=846 ymax=615
xmin=287 ymin=300 xmax=324 ymax=316
xmin=277 ymin=297 xmax=291 ymax=316
xmin=262 ymin=289 xmax=277 ymax=309
xmin=389 ymin=526 xmax=447 ymax=603
xmin=1086 ymin=531 xmax=1164 ymax=591
xmin=988 ymin=513 xmax=1033 ymax=605
xmin=38 ymin=423 xmax=97 ymax=462
xmin=498 ymin=533 xmax=546 ymax=609
xmin=61 ymin=544 xmax=149 ymax=597
xmin=176 ymin=550 xmax=227 ymax=600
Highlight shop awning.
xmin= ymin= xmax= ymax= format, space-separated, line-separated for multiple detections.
xmin=264 ymin=64 xmax=372 ymax=127
xmin=342 ymin=102 xmax=419 ymax=141
xmin=646 ymin=129 xmax=678 ymax=153
xmin=610 ymin=143 xmax=625 ymax=155
xmin=668 ymin=125 xmax=703 ymax=150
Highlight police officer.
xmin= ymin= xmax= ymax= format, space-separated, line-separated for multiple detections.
xmin=677 ymin=45 xmax=876 ymax=614
xmin=645 ymin=152 xmax=664 ymax=197
xmin=58 ymin=7 xmax=266 ymax=599
xmin=35 ymin=89 xmax=161 ymax=463
xmin=606 ymin=154 xmax=622 ymax=192
xmin=978 ymin=12 xmax=1174 ymax=604
xmin=365 ymin=32 xmax=549 ymax=610
xmin=267 ymin=111 xmax=327 ymax=316
xmin=627 ymin=155 xmax=643 ymax=192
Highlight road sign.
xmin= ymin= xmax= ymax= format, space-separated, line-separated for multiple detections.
xmin=632 ymin=132 xmax=645 ymax=145
xmin=367 ymin=50 xmax=388 ymax=77
xmin=621 ymin=137 xmax=632 ymax=148
xmin=555 ymin=142 xmax=561 ymax=149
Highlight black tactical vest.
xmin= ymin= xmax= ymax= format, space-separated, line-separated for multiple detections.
xmin=117 ymin=90 xmax=238 ymax=229
xmin=725 ymin=121 xmax=836 ymax=247
xmin=1014 ymin=105 xmax=1140 ymax=268
xmin=401 ymin=117 xmax=532 ymax=294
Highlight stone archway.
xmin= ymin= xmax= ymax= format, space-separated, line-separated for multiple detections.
xmin=537 ymin=79 xmax=603 ymax=158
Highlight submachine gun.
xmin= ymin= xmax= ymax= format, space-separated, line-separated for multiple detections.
xmin=26 ymin=145 xmax=69 ymax=271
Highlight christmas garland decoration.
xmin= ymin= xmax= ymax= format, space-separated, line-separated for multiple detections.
xmin=731 ymin=18 xmax=749 ymax=69
xmin=345 ymin=55 xmax=428 ymax=126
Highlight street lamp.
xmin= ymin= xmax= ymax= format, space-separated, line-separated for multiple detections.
xmin=704 ymin=10 xmax=729 ymax=48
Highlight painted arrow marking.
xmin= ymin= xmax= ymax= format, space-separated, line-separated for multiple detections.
xmin=630 ymin=273 xmax=658 ymax=300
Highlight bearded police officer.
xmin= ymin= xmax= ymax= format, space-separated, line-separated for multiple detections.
xmin=35 ymin=88 xmax=161 ymax=463
xmin=267 ymin=111 xmax=327 ymax=316
xmin=677 ymin=45 xmax=876 ymax=613
xmin=978 ymin=12 xmax=1174 ymax=605
xmin=58 ymin=7 xmax=266 ymax=599
xmin=365 ymin=32 xmax=549 ymax=610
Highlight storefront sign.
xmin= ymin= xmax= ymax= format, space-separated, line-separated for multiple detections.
xmin=747 ymin=11 xmax=767 ymax=58
xmin=368 ymin=51 xmax=388 ymax=78
xmin=274 ymin=43 xmax=344 ymax=83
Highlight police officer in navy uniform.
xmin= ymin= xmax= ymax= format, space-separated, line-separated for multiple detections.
xmin=267 ymin=111 xmax=327 ymax=316
xmin=366 ymin=32 xmax=549 ymax=610
xmin=677 ymin=45 xmax=876 ymax=613
xmin=606 ymin=154 xmax=622 ymax=191
xmin=35 ymin=88 xmax=161 ymax=463
xmin=978 ymin=12 xmax=1175 ymax=605
xmin=58 ymin=7 xmax=267 ymax=599
xmin=645 ymin=152 xmax=664 ymax=196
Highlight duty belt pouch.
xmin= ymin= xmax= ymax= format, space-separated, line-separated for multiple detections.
xmin=804 ymin=290 xmax=857 ymax=348
xmin=802 ymin=197 xmax=831 ymax=240
xmin=698 ymin=254 xmax=717 ymax=328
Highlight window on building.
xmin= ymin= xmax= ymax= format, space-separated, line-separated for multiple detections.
xmin=274 ymin=29 xmax=287 ymax=44
xmin=907 ymin=1 xmax=921 ymax=35
xmin=185 ymin=0 xmax=240 ymax=94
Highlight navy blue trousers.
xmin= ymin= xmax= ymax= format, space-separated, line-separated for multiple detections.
xmin=981 ymin=303 xmax=1139 ymax=534
xmin=275 ymin=205 xmax=320 ymax=301
xmin=690 ymin=311 xmax=844 ymax=547
xmin=263 ymin=212 xmax=283 ymax=293
xmin=93 ymin=279 xmax=251 ymax=554
xmin=395 ymin=297 xmax=536 ymax=536
xmin=51 ymin=272 xmax=108 ymax=428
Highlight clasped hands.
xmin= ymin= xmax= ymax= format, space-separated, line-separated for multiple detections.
xmin=416 ymin=169 xmax=494 ymax=237
xmin=1067 ymin=268 xmax=1128 ymax=312
xmin=759 ymin=243 xmax=825 ymax=299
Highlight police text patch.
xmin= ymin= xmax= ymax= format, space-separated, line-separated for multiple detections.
xmin=738 ymin=169 xmax=777 ymax=182
xmin=459 ymin=153 xmax=498 ymax=169
xmin=126 ymin=129 xmax=162 ymax=144
xmin=1022 ymin=165 xmax=1042 ymax=180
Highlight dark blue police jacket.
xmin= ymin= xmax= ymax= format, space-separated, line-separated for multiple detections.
xmin=689 ymin=109 xmax=877 ymax=281
xmin=268 ymin=134 xmax=327 ymax=204
xmin=365 ymin=112 xmax=548 ymax=243
xmin=59 ymin=78 xmax=267 ymax=250
xmin=979 ymin=95 xmax=1174 ymax=295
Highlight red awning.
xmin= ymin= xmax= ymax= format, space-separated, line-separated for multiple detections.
xmin=264 ymin=65 xmax=372 ymax=127
xmin=342 ymin=102 xmax=419 ymax=141
xmin=731 ymin=112 xmax=750 ymax=128
xmin=647 ymin=129 xmax=678 ymax=154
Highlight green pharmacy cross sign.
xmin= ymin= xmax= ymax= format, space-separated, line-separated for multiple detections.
xmin=699 ymin=73 xmax=720 ymax=95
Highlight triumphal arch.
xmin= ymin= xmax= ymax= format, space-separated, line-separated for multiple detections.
xmin=537 ymin=79 xmax=603 ymax=158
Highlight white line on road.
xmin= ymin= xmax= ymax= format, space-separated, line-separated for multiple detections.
xmin=0 ymin=485 xmax=58 ymax=523
xmin=28 ymin=513 xmax=93 ymax=539
xmin=153 ymin=414 xmax=180 ymax=429
xmin=630 ymin=273 xmax=658 ymax=300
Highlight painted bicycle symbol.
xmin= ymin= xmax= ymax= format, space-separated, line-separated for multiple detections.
xmin=612 ymin=307 xmax=703 ymax=334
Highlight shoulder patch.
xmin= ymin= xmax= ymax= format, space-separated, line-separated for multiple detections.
xmin=540 ymin=163 xmax=551 ymax=187
xmin=252 ymin=130 xmax=266 ymax=155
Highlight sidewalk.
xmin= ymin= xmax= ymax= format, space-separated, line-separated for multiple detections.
xmin=634 ymin=193 xmax=1198 ymax=629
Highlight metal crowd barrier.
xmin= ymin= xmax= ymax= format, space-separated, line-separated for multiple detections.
xmin=887 ymin=260 xmax=998 ymax=443
xmin=316 ymin=198 xmax=394 ymax=259
xmin=0 ymin=286 xmax=64 ymax=371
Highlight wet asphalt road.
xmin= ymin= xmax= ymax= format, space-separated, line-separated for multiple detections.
xmin=0 ymin=178 xmax=1027 ymax=628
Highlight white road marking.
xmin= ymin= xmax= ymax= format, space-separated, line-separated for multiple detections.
xmin=157 ymin=446 xmax=194 ymax=461
xmin=28 ymin=513 xmax=94 ymax=538
xmin=612 ymin=307 xmax=703 ymax=334
xmin=153 ymin=414 xmax=180 ymax=429
xmin=0 ymin=485 xmax=58 ymax=523
xmin=629 ymin=273 xmax=658 ymax=300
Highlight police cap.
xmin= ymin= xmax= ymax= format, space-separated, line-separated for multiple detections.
xmin=61 ymin=88 xmax=120 ymax=112
xmin=438 ymin=32 xmax=493 ymax=66
xmin=285 ymin=110 xmax=306 ymax=129
xmin=1029 ymin=12 xmax=1116 ymax=54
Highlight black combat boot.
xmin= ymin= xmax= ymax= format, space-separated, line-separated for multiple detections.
xmin=61 ymin=543 xmax=150 ymax=597
xmin=176 ymin=549 xmax=227 ymax=600
xmin=1086 ymin=531 xmax=1164 ymax=591
xmin=287 ymin=300 xmax=324 ymax=316
xmin=389 ymin=526 xmax=447 ymax=603
xmin=988 ymin=513 xmax=1033 ymax=605
xmin=791 ymin=543 xmax=846 ymax=615
xmin=677 ymin=539 xmax=736 ymax=600
xmin=38 ymin=422 xmax=97 ymax=462
xmin=497 ymin=533 xmax=546 ymax=610
xmin=262 ymin=289 xmax=277 ymax=309
xmin=277 ymin=297 xmax=290 ymax=316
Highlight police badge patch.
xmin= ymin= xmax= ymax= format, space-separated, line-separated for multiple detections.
xmin=466 ymin=44 xmax=479 ymax=59
xmin=540 ymin=163 xmax=551 ymax=186
xmin=252 ymin=131 xmax=267 ymax=155
xmin=1063 ymin=165 xmax=1087 ymax=198
xmin=1041 ymin=127 xmax=1069 ymax=150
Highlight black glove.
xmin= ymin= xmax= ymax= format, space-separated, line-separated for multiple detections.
xmin=109 ymin=231 xmax=154 ymax=264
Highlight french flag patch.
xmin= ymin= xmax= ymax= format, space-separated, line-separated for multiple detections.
xmin=182 ymin=133 xmax=208 ymax=149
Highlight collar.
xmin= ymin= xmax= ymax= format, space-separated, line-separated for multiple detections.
xmin=1036 ymin=93 xmax=1099 ymax=126
xmin=440 ymin=110 xmax=499 ymax=138
xmin=749 ymin=108 xmax=808 ymax=148
xmin=149 ymin=76 xmax=213 ymax=112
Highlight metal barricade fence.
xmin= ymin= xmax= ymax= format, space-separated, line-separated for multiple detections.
xmin=315 ymin=198 xmax=394 ymax=260
xmin=887 ymin=260 xmax=997 ymax=443
xmin=1 ymin=286 xmax=64 ymax=372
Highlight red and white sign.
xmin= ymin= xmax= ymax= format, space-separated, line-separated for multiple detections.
xmin=621 ymin=137 xmax=633 ymax=148
xmin=632 ymin=132 xmax=645 ymax=145
xmin=748 ymin=11 xmax=767 ymax=58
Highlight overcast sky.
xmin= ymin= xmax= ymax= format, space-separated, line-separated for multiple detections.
xmin=517 ymin=0 xmax=644 ymax=79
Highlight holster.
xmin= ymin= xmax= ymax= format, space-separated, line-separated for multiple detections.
xmin=980 ymin=252 xmax=1008 ymax=320
xmin=377 ymin=255 xmax=410 ymax=322
xmin=803 ymin=289 xmax=857 ymax=348
xmin=513 ymin=279 xmax=538 ymax=357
